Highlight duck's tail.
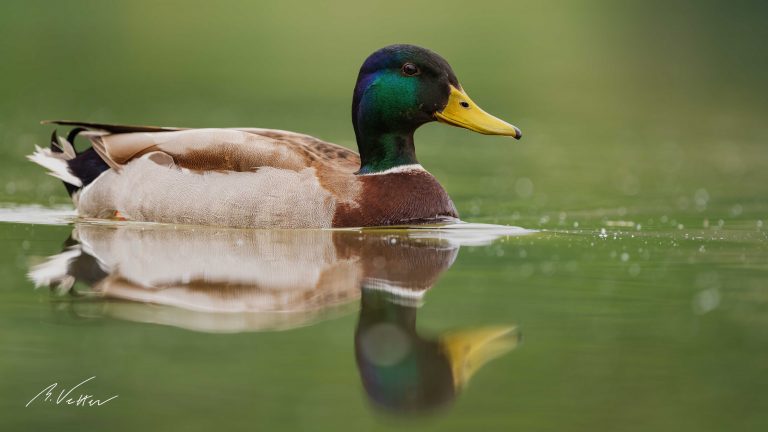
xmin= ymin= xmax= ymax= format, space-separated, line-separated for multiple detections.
xmin=27 ymin=129 xmax=110 ymax=197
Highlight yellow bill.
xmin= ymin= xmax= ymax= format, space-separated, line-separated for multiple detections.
xmin=435 ymin=85 xmax=522 ymax=139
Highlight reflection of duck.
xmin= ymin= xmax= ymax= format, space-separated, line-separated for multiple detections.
xmin=28 ymin=44 xmax=521 ymax=228
xmin=30 ymin=223 xmax=528 ymax=331
xmin=29 ymin=223 xmax=523 ymax=413
xmin=31 ymin=225 xmax=366 ymax=331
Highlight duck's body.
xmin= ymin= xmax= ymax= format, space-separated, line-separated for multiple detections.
xmin=29 ymin=45 xmax=520 ymax=228
xmin=65 ymin=124 xmax=457 ymax=228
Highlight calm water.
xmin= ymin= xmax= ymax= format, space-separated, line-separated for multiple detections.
xmin=2 ymin=1 xmax=768 ymax=430
xmin=0 ymin=206 xmax=765 ymax=431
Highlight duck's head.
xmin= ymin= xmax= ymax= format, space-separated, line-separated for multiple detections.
xmin=353 ymin=44 xmax=521 ymax=174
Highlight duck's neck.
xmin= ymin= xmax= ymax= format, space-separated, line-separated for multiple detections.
xmin=356 ymin=131 xmax=419 ymax=174
xmin=352 ymin=74 xmax=421 ymax=174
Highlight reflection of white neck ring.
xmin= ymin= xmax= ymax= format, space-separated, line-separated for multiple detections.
xmin=363 ymin=278 xmax=426 ymax=307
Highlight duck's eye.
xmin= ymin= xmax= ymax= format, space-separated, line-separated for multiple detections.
xmin=401 ymin=63 xmax=420 ymax=76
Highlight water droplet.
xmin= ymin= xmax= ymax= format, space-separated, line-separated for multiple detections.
xmin=620 ymin=252 xmax=630 ymax=262
xmin=360 ymin=324 xmax=412 ymax=366
xmin=621 ymin=174 xmax=640 ymax=196
xmin=515 ymin=177 xmax=534 ymax=198
xmin=469 ymin=202 xmax=481 ymax=216
xmin=540 ymin=261 xmax=555 ymax=275
xmin=730 ymin=204 xmax=743 ymax=217
xmin=519 ymin=263 xmax=535 ymax=277
xmin=693 ymin=288 xmax=720 ymax=315
xmin=694 ymin=188 xmax=709 ymax=211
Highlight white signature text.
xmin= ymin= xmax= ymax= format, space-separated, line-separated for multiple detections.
xmin=26 ymin=376 xmax=118 ymax=407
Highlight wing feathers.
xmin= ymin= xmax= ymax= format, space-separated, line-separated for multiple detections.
xmin=89 ymin=136 xmax=123 ymax=171
xmin=42 ymin=122 xmax=360 ymax=174
xmin=42 ymin=120 xmax=183 ymax=134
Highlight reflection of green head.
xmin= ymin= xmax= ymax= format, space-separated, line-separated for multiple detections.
xmin=354 ymin=288 xmax=519 ymax=414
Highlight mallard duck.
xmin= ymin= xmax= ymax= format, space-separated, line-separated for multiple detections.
xmin=29 ymin=44 xmax=521 ymax=228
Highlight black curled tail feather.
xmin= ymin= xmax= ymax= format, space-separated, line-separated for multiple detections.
xmin=61 ymin=128 xmax=110 ymax=194
xmin=28 ymin=128 xmax=111 ymax=197
xmin=65 ymin=128 xmax=86 ymax=150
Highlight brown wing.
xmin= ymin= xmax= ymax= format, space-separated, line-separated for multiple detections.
xmin=44 ymin=121 xmax=360 ymax=173
xmin=235 ymin=128 xmax=360 ymax=171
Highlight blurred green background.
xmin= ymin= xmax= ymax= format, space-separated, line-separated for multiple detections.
xmin=1 ymin=1 xmax=767 ymax=431
xmin=1 ymin=0 xmax=766 ymax=226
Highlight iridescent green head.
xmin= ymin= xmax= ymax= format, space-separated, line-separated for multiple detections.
xmin=352 ymin=44 xmax=521 ymax=174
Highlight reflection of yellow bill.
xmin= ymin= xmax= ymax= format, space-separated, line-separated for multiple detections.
xmin=441 ymin=325 xmax=520 ymax=387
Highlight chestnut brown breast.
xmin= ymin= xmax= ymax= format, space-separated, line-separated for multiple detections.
xmin=332 ymin=170 xmax=458 ymax=227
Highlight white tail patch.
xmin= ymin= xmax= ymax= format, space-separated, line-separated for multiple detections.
xmin=27 ymin=145 xmax=83 ymax=187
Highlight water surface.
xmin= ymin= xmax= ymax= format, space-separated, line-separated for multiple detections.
xmin=1 ymin=206 xmax=765 ymax=431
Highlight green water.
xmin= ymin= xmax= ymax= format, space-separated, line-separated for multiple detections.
xmin=1 ymin=1 xmax=767 ymax=430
